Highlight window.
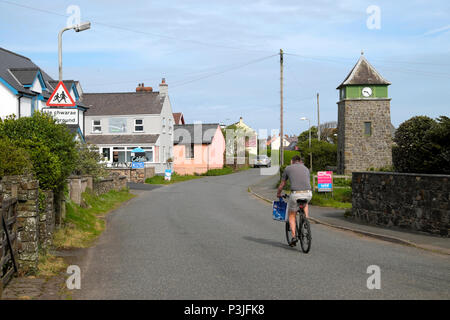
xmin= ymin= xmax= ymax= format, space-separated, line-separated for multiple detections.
xmin=102 ymin=148 xmax=110 ymax=161
xmin=113 ymin=147 xmax=125 ymax=163
xmin=134 ymin=119 xmax=144 ymax=132
xmin=364 ymin=122 xmax=372 ymax=136
xmin=109 ymin=118 xmax=127 ymax=133
xmin=185 ymin=144 xmax=195 ymax=159
xmin=143 ymin=147 xmax=154 ymax=163
xmin=93 ymin=120 xmax=102 ymax=133
xmin=162 ymin=117 xmax=166 ymax=133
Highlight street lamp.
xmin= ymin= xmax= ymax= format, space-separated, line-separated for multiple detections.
xmin=58 ymin=22 xmax=91 ymax=81
xmin=300 ymin=117 xmax=312 ymax=172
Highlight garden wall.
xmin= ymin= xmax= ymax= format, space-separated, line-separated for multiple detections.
xmin=67 ymin=174 xmax=128 ymax=205
xmin=352 ymin=172 xmax=449 ymax=237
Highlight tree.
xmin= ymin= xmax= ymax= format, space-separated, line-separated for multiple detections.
xmin=297 ymin=126 xmax=318 ymax=145
xmin=0 ymin=112 xmax=78 ymax=190
xmin=392 ymin=115 xmax=449 ymax=174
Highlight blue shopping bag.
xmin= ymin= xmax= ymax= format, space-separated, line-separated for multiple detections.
xmin=272 ymin=197 xmax=287 ymax=222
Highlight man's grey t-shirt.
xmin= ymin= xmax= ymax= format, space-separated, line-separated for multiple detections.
xmin=281 ymin=163 xmax=311 ymax=191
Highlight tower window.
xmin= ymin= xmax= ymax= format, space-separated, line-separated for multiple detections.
xmin=364 ymin=122 xmax=372 ymax=136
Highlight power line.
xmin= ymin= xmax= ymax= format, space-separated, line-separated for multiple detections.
xmin=0 ymin=0 xmax=273 ymax=54
xmin=285 ymin=52 xmax=450 ymax=78
xmin=170 ymin=54 xmax=279 ymax=89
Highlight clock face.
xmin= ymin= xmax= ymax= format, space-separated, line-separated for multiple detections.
xmin=362 ymin=87 xmax=372 ymax=97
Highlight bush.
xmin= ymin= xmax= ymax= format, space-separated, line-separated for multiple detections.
xmin=73 ymin=143 xmax=107 ymax=180
xmin=0 ymin=112 xmax=78 ymax=190
xmin=0 ymin=137 xmax=32 ymax=177
xmin=297 ymin=140 xmax=337 ymax=172
xmin=392 ymin=116 xmax=450 ymax=174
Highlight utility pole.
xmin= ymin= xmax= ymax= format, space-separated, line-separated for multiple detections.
xmin=280 ymin=49 xmax=284 ymax=168
xmin=317 ymin=93 xmax=320 ymax=141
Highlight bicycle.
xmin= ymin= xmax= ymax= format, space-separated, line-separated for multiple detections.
xmin=282 ymin=194 xmax=312 ymax=253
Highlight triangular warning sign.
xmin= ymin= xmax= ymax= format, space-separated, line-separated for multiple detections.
xmin=46 ymin=81 xmax=76 ymax=107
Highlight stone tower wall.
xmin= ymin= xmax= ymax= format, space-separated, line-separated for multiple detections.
xmin=337 ymin=99 xmax=393 ymax=174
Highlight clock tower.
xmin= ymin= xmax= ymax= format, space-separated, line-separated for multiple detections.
xmin=337 ymin=52 xmax=393 ymax=174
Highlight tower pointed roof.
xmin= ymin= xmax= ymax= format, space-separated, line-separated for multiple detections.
xmin=337 ymin=53 xmax=390 ymax=89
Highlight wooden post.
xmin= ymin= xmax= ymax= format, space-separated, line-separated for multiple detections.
xmin=280 ymin=49 xmax=284 ymax=167
xmin=317 ymin=93 xmax=320 ymax=141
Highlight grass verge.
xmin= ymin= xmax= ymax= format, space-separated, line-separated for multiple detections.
xmin=310 ymin=188 xmax=352 ymax=209
xmin=52 ymin=189 xmax=135 ymax=249
xmin=145 ymin=165 xmax=250 ymax=184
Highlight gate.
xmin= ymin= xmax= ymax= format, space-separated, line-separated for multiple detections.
xmin=0 ymin=197 xmax=18 ymax=294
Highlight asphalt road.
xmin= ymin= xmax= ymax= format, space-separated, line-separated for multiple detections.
xmin=74 ymin=169 xmax=450 ymax=299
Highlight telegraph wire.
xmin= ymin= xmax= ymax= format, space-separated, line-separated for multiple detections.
xmin=0 ymin=0 xmax=273 ymax=54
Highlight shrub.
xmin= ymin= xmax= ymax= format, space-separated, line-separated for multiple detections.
xmin=0 ymin=112 xmax=78 ymax=190
xmin=0 ymin=137 xmax=32 ymax=177
xmin=392 ymin=116 xmax=449 ymax=174
xmin=297 ymin=140 xmax=337 ymax=172
xmin=73 ymin=143 xmax=107 ymax=180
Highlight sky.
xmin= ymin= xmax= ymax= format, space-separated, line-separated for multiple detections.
xmin=0 ymin=0 xmax=449 ymax=136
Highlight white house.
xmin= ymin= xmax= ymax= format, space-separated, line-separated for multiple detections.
xmin=81 ymin=80 xmax=175 ymax=174
xmin=0 ymin=47 xmax=87 ymax=140
xmin=267 ymin=134 xmax=291 ymax=150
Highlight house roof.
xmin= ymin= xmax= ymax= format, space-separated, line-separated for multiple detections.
xmin=81 ymin=92 xmax=164 ymax=116
xmin=0 ymin=48 xmax=54 ymax=96
xmin=337 ymin=54 xmax=391 ymax=89
xmin=0 ymin=47 xmax=82 ymax=102
xmin=174 ymin=124 xmax=220 ymax=145
xmin=86 ymin=134 xmax=159 ymax=145
xmin=173 ymin=112 xmax=185 ymax=125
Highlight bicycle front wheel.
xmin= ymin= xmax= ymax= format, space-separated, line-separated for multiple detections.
xmin=299 ymin=217 xmax=312 ymax=253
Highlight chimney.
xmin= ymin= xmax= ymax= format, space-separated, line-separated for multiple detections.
xmin=159 ymin=78 xmax=168 ymax=97
xmin=136 ymin=83 xmax=152 ymax=92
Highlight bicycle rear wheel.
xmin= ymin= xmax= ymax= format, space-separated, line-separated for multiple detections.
xmin=299 ymin=216 xmax=312 ymax=253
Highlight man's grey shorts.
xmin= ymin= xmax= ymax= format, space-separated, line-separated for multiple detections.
xmin=287 ymin=190 xmax=312 ymax=212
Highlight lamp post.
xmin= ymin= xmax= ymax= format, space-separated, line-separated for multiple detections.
xmin=300 ymin=117 xmax=312 ymax=172
xmin=58 ymin=22 xmax=91 ymax=81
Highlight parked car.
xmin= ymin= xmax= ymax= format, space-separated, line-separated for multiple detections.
xmin=254 ymin=155 xmax=271 ymax=167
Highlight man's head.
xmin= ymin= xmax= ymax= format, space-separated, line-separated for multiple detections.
xmin=291 ymin=155 xmax=303 ymax=164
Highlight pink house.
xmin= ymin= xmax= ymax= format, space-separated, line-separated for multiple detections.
xmin=173 ymin=123 xmax=225 ymax=175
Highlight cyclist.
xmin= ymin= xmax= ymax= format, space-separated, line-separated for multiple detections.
xmin=276 ymin=155 xmax=312 ymax=246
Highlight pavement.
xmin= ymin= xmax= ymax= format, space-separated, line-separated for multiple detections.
xmin=249 ymin=174 xmax=450 ymax=256
xmin=71 ymin=168 xmax=449 ymax=299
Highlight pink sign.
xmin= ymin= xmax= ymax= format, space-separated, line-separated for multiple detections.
xmin=317 ymin=171 xmax=333 ymax=192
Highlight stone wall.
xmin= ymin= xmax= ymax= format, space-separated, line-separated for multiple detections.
xmin=0 ymin=175 xmax=41 ymax=273
xmin=92 ymin=174 xmax=128 ymax=196
xmin=39 ymin=190 xmax=54 ymax=248
xmin=68 ymin=174 xmax=127 ymax=203
xmin=106 ymin=167 xmax=155 ymax=183
xmin=337 ymin=99 xmax=393 ymax=174
xmin=352 ymin=172 xmax=450 ymax=237
xmin=0 ymin=173 xmax=127 ymax=275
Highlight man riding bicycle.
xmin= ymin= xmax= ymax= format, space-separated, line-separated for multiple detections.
xmin=276 ymin=155 xmax=312 ymax=247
